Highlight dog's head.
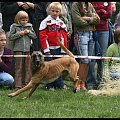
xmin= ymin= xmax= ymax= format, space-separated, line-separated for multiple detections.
xmin=31 ymin=51 xmax=44 ymax=70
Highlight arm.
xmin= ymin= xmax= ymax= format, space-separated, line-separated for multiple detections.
xmin=27 ymin=26 xmax=37 ymax=40
xmin=88 ymin=4 xmax=100 ymax=25
xmin=1 ymin=2 xmax=22 ymax=16
xmin=0 ymin=49 xmax=13 ymax=73
xmin=93 ymin=2 xmax=112 ymax=20
xmin=100 ymin=2 xmax=112 ymax=19
xmin=8 ymin=25 xmax=22 ymax=41
xmin=39 ymin=20 xmax=50 ymax=53
xmin=71 ymin=3 xmax=89 ymax=27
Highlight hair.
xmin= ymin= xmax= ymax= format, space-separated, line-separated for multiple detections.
xmin=14 ymin=11 xmax=29 ymax=24
xmin=114 ymin=28 xmax=120 ymax=44
xmin=0 ymin=28 xmax=5 ymax=35
xmin=46 ymin=2 xmax=62 ymax=14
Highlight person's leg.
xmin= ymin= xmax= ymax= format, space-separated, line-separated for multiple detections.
xmin=45 ymin=48 xmax=65 ymax=89
xmin=44 ymin=51 xmax=54 ymax=90
xmin=76 ymin=31 xmax=91 ymax=90
xmin=51 ymin=48 xmax=65 ymax=89
xmin=86 ymin=37 xmax=96 ymax=89
xmin=0 ymin=72 xmax=14 ymax=86
xmin=86 ymin=60 xmax=96 ymax=89
xmin=97 ymin=31 xmax=109 ymax=56
xmin=96 ymin=31 xmax=109 ymax=87
xmin=24 ymin=52 xmax=32 ymax=85
xmin=14 ymin=52 xmax=23 ymax=88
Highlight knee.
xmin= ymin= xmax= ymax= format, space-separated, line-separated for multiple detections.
xmin=0 ymin=73 xmax=14 ymax=86
xmin=4 ymin=76 xmax=14 ymax=86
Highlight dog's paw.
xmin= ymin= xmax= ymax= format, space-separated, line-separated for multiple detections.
xmin=8 ymin=93 xmax=16 ymax=97
xmin=22 ymin=96 xmax=28 ymax=99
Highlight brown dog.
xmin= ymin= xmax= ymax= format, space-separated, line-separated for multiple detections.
xmin=8 ymin=37 xmax=80 ymax=98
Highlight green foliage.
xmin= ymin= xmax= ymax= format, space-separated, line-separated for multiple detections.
xmin=0 ymin=83 xmax=120 ymax=118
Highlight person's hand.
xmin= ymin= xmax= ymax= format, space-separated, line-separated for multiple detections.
xmin=67 ymin=31 xmax=71 ymax=38
xmin=91 ymin=13 xmax=96 ymax=17
xmin=0 ymin=57 xmax=2 ymax=63
xmin=103 ymin=10 xmax=107 ymax=14
xmin=21 ymin=2 xmax=30 ymax=10
xmin=82 ymin=16 xmax=91 ymax=22
xmin=17 ymin=2 xmax=24 ymax=7
xmin=19 ymin=31 xmax=25 ymax=36
xmin=21 ymin=2 xmax=35 ymax=10
xmin=24 ymin=29 xmax=30 ymax=34
xmin=25 ymin=2 xmax=35 ymax=9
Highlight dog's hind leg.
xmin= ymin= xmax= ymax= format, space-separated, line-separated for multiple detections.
xmin=8 ymin=82 xmax=34 ymax=97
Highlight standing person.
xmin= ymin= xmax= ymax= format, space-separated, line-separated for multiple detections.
xmin=0 ymin=28 xmax=14 ymax=87
xmin=8 ymin=11 xmax=37 ymax=88
xmin=71 ymin=2 xmax=100 ymax=90
xmin=91 ymin=2 xmax=112 ymax=88
xmin=46 ymin=2 xmax=73 ymax=50
xmin=105 ymin=28 xmax=120 ymax=79
xmin=39 ymin=2 xmax=68 ymax=90
xmin=1 ymin=2 xmax=47 ymax=51
xmin=110 ymin=2 xmax=120 ymax=25
xmin=59 ymin=2 xmax=73 ymax=49
xmin=114 ymin=10 xmax=120 ymax=30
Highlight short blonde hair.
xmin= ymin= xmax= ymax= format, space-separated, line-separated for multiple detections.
xmin=14 ymin=11 xmax=29 ymax=24
xmin=46 ymin=2 xmax=62 ymax=14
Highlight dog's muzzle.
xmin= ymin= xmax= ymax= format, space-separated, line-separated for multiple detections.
xmin=33 ymin=54 xmax=41 ymax=68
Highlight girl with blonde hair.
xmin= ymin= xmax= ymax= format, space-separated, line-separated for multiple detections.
xmin=9 ymin=10 xmax=37 ymax=88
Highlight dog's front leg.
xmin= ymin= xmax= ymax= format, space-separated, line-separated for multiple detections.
xmin=8 ymin=82 xmax=34 ymax=97
xmin=27 ymin=83 xmax=40 ymax=98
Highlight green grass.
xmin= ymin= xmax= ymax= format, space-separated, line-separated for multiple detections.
xmin=0 ymin=82 xmax=120 ymax=118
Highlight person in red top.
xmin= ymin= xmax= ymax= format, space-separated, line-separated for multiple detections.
xmin=39 ymin=2 xmax=68 ymax=90
xmin=87 ymin=2 xmax=112 ymax=89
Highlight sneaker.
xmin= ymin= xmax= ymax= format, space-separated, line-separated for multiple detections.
xmin=48 ymin=87 xmax=55 ymax=91
xmin=63 ymin=84 xmax=69 ymax=90
xmin=76 ymin=84 xmax=81 ymax=90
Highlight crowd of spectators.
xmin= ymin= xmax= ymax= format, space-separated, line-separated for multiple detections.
xmin=0 ymin=2 xmax=120 ymax=91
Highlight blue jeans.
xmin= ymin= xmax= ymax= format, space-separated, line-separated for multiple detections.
xmin=75 ymin=31 xmax=94 ymax=64
xmin=75 ymin=31 xmax=96 ymax=88
xmin=93 ymin=31 xmax=109 ymax=86
xmin=0 ymin=72 xmax=14 ymax=86
xmin=44 ymin=48 xmax=64 ymax=89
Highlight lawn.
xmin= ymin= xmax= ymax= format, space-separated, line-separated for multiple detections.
xmin=0 ymin=82 xmax=120 ymax=118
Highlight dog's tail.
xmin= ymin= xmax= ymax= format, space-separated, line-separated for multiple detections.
xmin=56 ymin=37 xmax=74 ymax=58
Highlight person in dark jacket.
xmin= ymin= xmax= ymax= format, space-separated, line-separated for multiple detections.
xmin=0 ymin=28 xmax=14 ymax=86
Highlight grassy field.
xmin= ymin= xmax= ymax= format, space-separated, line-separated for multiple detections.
xmin=0 ymin=81 xmax=120 ymax=118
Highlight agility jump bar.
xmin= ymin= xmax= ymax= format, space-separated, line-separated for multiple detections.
xmin=0 ymin=55 xmax=120 ymax=61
